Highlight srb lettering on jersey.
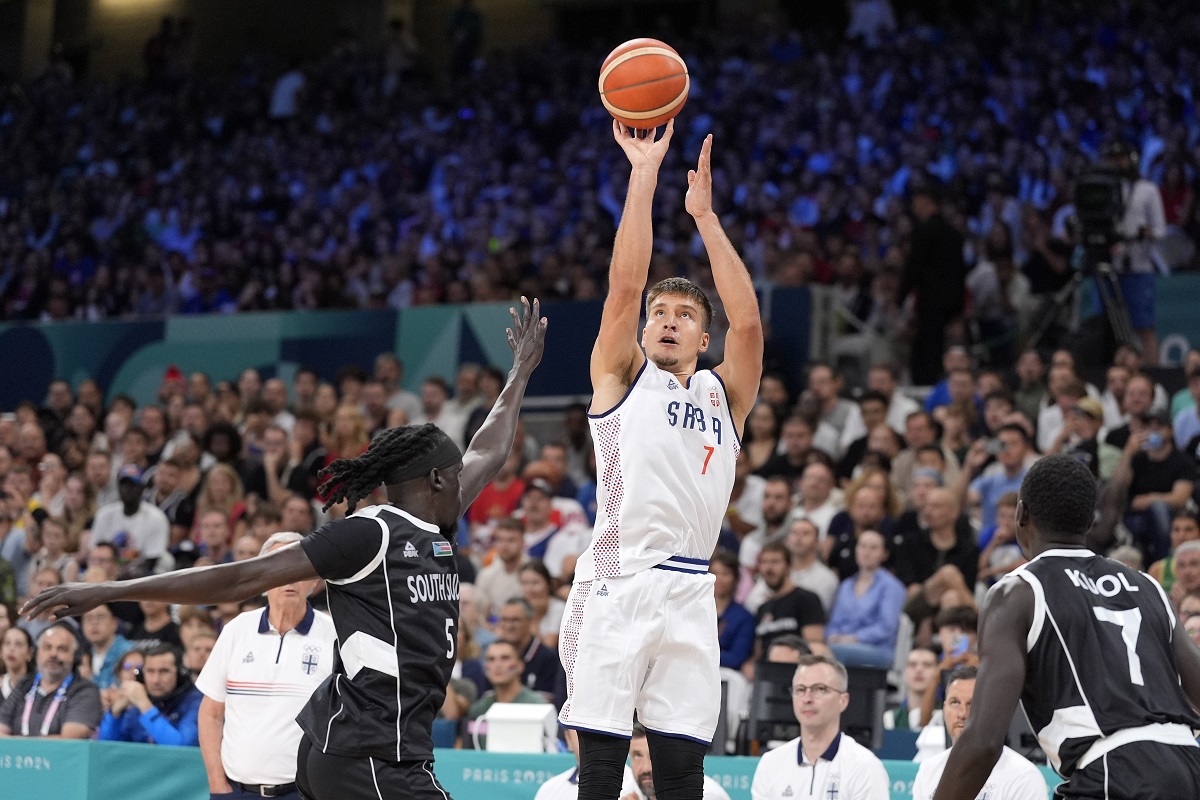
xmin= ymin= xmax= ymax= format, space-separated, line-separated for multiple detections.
xmin=407 ymin=572 xmax=460 ymax=603
xmin=1064 ymin=568 xmax=1140 ymax=597
xmin=666 ymin=400 xmax=722 ymax=445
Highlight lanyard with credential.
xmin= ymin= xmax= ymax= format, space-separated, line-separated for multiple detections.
xmin=21 ymin=673 xmax=73 ymax=736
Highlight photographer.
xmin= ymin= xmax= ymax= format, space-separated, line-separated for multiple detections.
xmin=1109 ymin=141 xmax=1168 ymax=362
xmin=97 ymin=643 xmax=201 ymax=746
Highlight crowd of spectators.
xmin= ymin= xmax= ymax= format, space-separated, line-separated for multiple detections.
xmin=2 ymin=2 xmax=1200 ymax=372
xmin=0 ymin=336 xmax=1199 ymax=761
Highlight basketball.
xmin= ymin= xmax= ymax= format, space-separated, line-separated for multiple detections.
xmin=599 ymin=38 xmax=689 ymax=130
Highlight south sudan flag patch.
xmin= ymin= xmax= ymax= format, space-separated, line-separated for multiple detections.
xmin=432 ymin=541 xmax=453 ymax=557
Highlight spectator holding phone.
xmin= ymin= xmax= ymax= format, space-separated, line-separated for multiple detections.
xmin=1119 ymin=408 xmax=1195 ymax=564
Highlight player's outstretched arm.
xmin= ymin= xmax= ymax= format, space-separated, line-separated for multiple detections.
xmin=688 ymin=134 xmax=763 ymax=432
xmin=21 ymin=543 xmax=319 ymax=622
xmin=592 ymin=120 xmax=673 ymax=397
xmin=932 ymin=578 xmax=1033 ymax=800
xmin=459 ymin=297 xmax=547 ymax=513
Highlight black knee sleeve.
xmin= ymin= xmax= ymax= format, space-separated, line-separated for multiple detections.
xmin=645 ymin=731 xmax=708 ymax=800
xmin=576 ymin=730 xmax=632 ymax=800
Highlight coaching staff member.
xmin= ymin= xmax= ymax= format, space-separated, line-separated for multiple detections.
xmin=196 ymin=531 xmax=336 ymax=799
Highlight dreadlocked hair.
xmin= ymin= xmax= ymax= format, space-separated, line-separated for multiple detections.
xmin=317 ymin=423 xmax=448 ymax=513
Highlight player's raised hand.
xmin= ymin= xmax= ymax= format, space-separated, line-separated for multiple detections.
xmin=613 ymin=118 xmax=674 ymax=172
xmin=21 ymin=581 xmax=110 ymax=621
xmin=686 ymin=133 xmax=714 ymax=219
xmin=507 ymin=296 xmax=548 ymax=378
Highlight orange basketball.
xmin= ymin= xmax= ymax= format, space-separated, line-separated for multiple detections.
xmin=599 ymin=38 xmax=689 ymax=130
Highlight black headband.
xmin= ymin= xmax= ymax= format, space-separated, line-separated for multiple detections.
xmin=383 ymin=436 xmax=463 ymax=485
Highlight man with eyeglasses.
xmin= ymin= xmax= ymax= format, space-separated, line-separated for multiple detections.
xmin=750 ymin=653 xmax=888 ymax=799
xmin=912 ymin=666 xmax=1046 ymax=799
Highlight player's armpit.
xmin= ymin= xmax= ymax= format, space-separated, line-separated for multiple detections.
xmin=931 ymin=578 xmax=1033 ymax=800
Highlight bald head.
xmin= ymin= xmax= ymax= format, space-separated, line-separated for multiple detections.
xmin=924 ymin=487 xmax=960 ymax=529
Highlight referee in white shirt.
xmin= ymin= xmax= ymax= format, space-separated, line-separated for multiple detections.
xmin=751 ymin=654 xmax=889 ymax=800
xmin=196 ymin=532 xmax=336 ymax=800
xmin=911 ymin=666 xmax=1046 ymax=800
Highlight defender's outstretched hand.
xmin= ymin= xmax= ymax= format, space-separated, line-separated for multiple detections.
xmin=612 ymin=118 xmax=674 ymax=172
xmin=22 ymin=581 xmax=109 ymax=622
xmin=686 ymin=133 xmax=714 ymax=219
xmin=507 ymin=296 xmax=547 ymax=378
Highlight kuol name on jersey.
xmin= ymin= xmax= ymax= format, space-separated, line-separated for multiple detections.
xmin=666 ymin=401 xmax=725 ymax=444
xmin=407 ymin=572 xmax=460 ymax=604
xmin=1064 ymin=568 xmax=1140 ymax=598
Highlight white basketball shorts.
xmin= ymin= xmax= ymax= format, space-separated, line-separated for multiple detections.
xmin=557 ymin=559 xmax=720 ymax=744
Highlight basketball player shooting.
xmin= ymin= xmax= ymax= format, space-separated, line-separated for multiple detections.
xmin=557 ymin=120 xmax=763 ymax=800
xmin=932 ymin=455 xmax=1200 ymax=800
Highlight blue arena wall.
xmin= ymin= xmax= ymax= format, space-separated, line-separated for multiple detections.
xmin=0 ymin=291 xmax=809 ymax=409
xmin=3 ymin=274 xmax=1200 ymax=410
xmin=0 ymin=740 xmax=1063 ymax=799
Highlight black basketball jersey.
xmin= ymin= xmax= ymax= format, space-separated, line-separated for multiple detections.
xmin=297 ymin=504 xmax=459 ymax=762
xmin=1007 ymin=548 xmax=1200 ymax=778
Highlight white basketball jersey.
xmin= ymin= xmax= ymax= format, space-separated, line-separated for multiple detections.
xmin=575 ymin=361 xmax=740 ymax=581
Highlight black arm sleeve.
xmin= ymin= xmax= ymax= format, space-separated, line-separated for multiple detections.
xmin=300 ymin=516 xmax=386 ymax=582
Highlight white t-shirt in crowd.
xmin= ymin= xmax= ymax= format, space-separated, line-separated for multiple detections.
xmin=911 ymin=744 xmax=1048 ymax=800
xmin=541 ymin=522 xmax=592 ymax=580
xmin=796 ymin=500 xmax=839 ymax=540
xmin=476 ymin=560 xmax=524 ymax=620
xmin=792 ymin=560 xmax=840 ymax=612
xmin=90 ymin=501 xmax=170 ymax=559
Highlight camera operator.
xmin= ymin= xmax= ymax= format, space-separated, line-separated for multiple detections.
xmin=1109 ymin=141 xmax=1168 ymax=362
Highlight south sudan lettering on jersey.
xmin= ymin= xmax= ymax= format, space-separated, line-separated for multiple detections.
xmin=575 ymin=361 xmax=740 ymax=582
xmin=407 ymin=572 xmax=460 ymax=603
xmin=1004 ymin=548 xmax=1200 ymax=778
xmin=297 ymin=505 xmax=460 ymax=763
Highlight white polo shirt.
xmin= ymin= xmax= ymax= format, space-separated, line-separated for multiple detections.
xmin=751 ymin=732 xmax=890 ymax=800
xmin=195 ymin=605 xmax=336 ymax=785
xmin=534 ymin=765 xmax=639 ymax=800
xmin=911 ymin=745 xmax=1048 ymax=800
